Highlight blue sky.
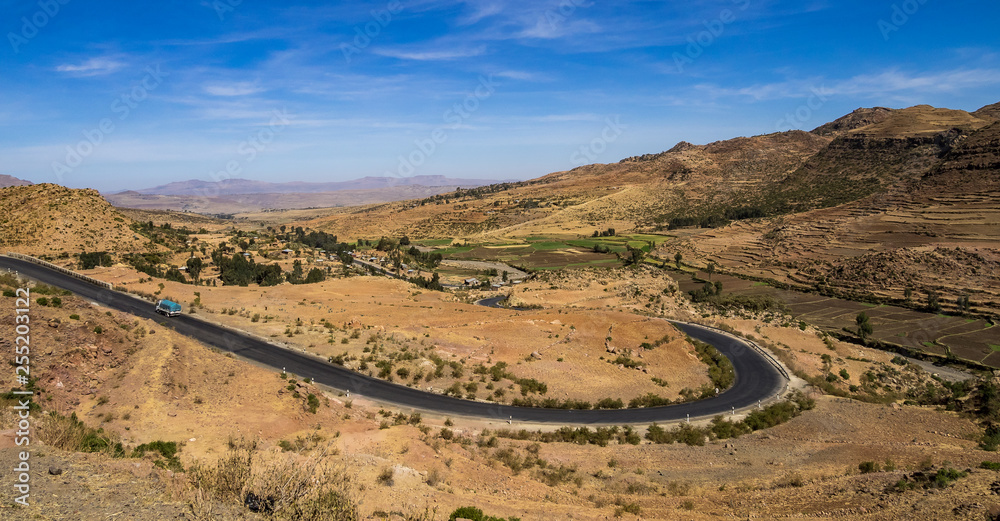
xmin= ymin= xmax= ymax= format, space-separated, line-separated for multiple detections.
xmin=2 ymin=0 xmax=998 ymax=192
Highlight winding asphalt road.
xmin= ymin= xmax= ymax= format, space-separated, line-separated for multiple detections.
xmin=1 ymin=255 xmax=785 ymax=424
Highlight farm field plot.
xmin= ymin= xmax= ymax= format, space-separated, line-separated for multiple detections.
xmin=439 ymin=234 xmax=673 ymax=269
xmin=671 ymin=269 xmax=999 ymax=366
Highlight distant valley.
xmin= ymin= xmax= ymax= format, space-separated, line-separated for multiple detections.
xmin=103 ymin=175 xmax=505 ymax=213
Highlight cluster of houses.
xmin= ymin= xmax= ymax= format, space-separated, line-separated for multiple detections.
xmin=348 ymin=251 xmax=418 ymax=275
xmin=463 ymin=277 xmax=523 ymax=290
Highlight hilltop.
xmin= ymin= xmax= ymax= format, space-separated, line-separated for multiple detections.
xmin=972 ymin=101 xmax=1000 ymax=121
xmin=0 ymin=184 xmax=147 ymax=256
xmin=810 ymin=107 xmax=895 ymax=136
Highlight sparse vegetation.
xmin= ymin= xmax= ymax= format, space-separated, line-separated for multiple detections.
xmin=188 ymin=437 xmax=357 ymax=519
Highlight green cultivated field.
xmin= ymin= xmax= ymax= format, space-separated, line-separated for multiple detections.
xmin=435 ymin=234 xmax=674 ymax=269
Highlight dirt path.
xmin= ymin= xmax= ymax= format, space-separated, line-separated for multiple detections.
xmin=898 ymin=355 xmax=975 ymax=382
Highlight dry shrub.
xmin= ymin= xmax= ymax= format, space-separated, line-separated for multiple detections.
xmin=37 ymin=411 xmax=124 ymax=456
xmin=425 ymin=468 xmax=443 ymax=486
xmin=188 ymin=437 xmax=358 ymax=521
xmin=377 ymin=467 xmax=395 ymax=486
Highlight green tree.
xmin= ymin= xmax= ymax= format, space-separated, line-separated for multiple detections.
xmin=927 ymin=291 xmax=942 ymax=313
xmin=79 ymin=252 xmax=113 ymax=270
xmin=165 ymin=268 xmax=186 ymax=284
xmin=674 ymin=252 xmax=683 ymax=268
xmin=856 ymin=311 xmax=873 ymax=341
xmin=186 ymin=257 xmax=203 ymax=283
xmin=705 ymin=262 xmax=716 ymax=279
xmin=305 ymin=268 xmax=325 ymax=284
xmin=288 ymin=260 xmax=304 ymax=284
xmin=618 ymin=245 xmax=646 ymax=267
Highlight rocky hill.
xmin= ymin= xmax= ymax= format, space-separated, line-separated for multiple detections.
xmin=973 ymin=101 xmax=1000 ymax=121
xmin=772 ymin=105 xmax=994 ymax=213
xmin=810 ymin=107 xmax=895 ymax=136
xmin=0 ymin=184 xmax=146 ymax=256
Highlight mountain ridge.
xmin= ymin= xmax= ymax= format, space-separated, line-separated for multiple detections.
xmin=116 ymin=175 xmax=506 ymax=197
xmin=291 ymin=102 xmax=999 ymax=239
xmin=0 ymin=174 xmax=34 ymax=188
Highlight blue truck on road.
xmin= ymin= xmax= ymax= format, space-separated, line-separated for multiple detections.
xmin=155 ymin=299 xmax=182 ymax=317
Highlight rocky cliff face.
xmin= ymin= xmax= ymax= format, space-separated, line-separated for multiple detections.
xmin=921 ymin=121 xmax=1000 ymax=192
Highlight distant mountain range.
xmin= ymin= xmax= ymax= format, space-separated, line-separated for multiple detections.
xmin=0 ymin=174 xmax=33 ymax=188
xmin=112 ymin=175 xmax=504 ymax=197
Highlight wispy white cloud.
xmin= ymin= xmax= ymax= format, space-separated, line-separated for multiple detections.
xmin=457 ymin=1 xmax=504 ymax=25
xmin=829 ymin=68 xmax=1000 ymax=97
xmin=495 ymin=69 xmax=546 ymax=81
xmin=517 ymin=18 xmax=601 ymax=39
xmin=55 ymin=57 xmax=125 ymax=77
xmin=695 ymin=68 xmax=1000 ymax=102
xmin=204 ymin=81 xmax=265 ymax=96
xmin=373 ymin=45 xmax=487 ymax=61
